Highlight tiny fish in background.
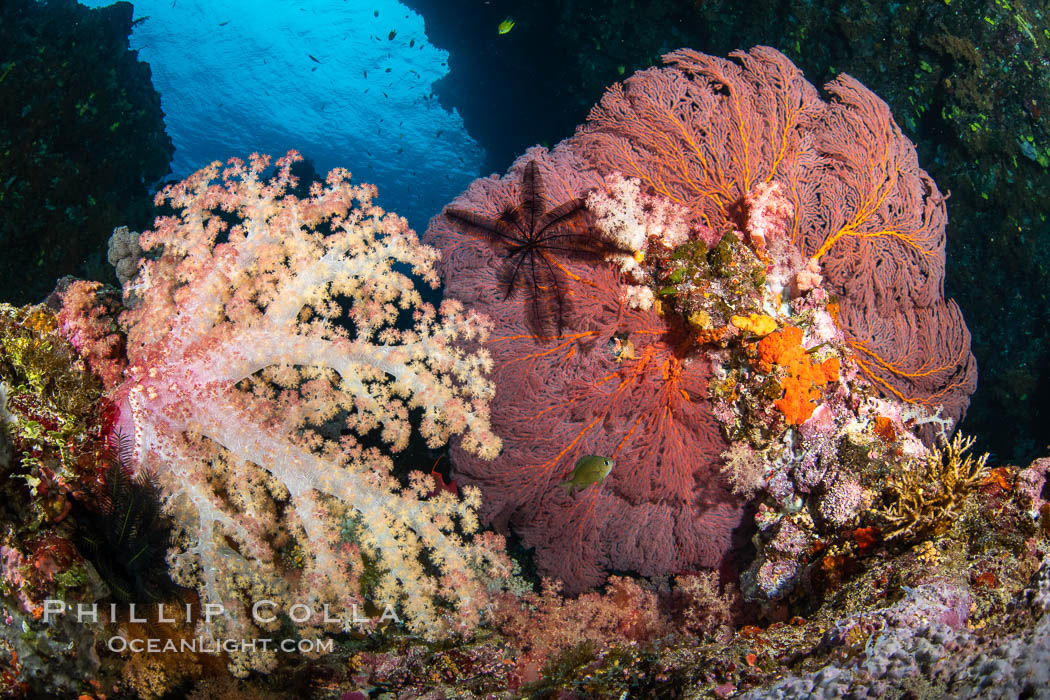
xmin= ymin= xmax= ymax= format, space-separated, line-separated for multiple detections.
xmin=558 ymin=456 xmax=613 ymax=495
xmin=498 ymin=17 xmax=515 ymax=35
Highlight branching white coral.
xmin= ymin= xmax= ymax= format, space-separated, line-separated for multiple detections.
xmin=587 ymin=172 xmax=690 ymax=285
xmin=66 ymin=152 xmax=509 ymax=674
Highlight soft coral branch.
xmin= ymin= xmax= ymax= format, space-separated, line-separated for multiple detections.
xmin=64 ymin=152 xmax=506 ymax=674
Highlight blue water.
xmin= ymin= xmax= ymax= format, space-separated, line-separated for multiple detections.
xmin=79 ymin=0 xmax=484 ymax=234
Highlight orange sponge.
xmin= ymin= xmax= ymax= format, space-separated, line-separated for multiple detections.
xmin=757 ymin=327 xmax=839 ymax=424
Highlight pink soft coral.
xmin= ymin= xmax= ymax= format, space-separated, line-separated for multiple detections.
xmin=62 ymin=152 xmax=507 ymax=674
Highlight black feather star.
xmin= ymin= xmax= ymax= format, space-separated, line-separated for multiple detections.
xmin=72 ymin=435 xmax=179 ymax=604
xmin=445 ymin=160 xmax=626 ymax=339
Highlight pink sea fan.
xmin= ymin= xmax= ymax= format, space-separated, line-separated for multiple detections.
xmin=575 ymin=47 xmax=820 ymax=239
xmin=573 ymin=45 xmax=976 ymax=429
xmin=425 ymin=144 xmax=745 ymax=592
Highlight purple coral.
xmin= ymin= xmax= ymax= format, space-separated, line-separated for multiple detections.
xmin=818 ymin=479 xmax=864 ymax=528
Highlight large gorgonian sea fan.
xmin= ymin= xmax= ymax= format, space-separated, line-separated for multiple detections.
xmin=574 ymin=46 xmax=976 ymax=429
xmin=443 ymin=159 xmax=631 ymax=340
xmin=428 ymin=47 xmax=977 ymax=592
xmin=425 ymin=144 xmax=747 ymax=593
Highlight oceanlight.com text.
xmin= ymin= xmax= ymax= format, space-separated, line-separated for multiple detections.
xmin=106 ymin=636 xmax=335 ymax=654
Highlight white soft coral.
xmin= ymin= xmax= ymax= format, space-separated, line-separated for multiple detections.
xmin=73 ymin=152 xmax=508 ymax=673
xmin=587 ymin=172 xmax=690 ymax=285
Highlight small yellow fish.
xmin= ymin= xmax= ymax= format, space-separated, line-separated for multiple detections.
xmin=497 ymin=17 xmax=515 ymax=35
xmin=558 ymin=455 xmax=613 ymax=495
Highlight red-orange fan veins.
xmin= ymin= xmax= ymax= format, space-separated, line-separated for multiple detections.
xmin=573 ymin=46 xmax=976 ymax=427
xmin=424 ymin=145 xmax=744 ymax=593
